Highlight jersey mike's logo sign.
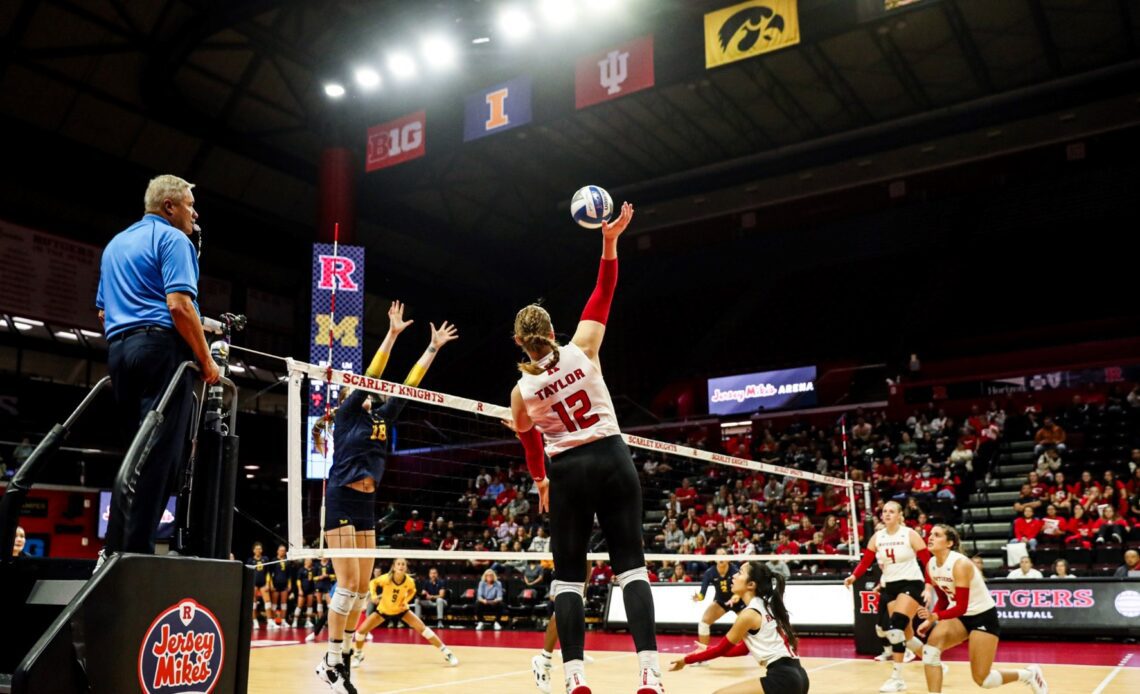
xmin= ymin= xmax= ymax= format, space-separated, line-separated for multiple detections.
xmin=138 ymin=599 xmax=224 ymax=694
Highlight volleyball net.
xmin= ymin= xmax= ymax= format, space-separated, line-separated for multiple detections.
xmin=284 ymin=357 xmax=864 ymax=571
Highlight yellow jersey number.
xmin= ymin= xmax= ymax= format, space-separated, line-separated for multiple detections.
xmin=371 ymin=423 xmax=387 ymax=441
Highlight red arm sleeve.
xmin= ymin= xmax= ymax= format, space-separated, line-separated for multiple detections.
xmin=917 ymin=548 xmax=933 ymax=581
xmin=934 ymin=586 xmax=969 ymax=621
xmin=851 ymin=548 xmax=876 ymax=579
xmin=683 ymin=637 xmax=736 ymax=665
xmin=726 ymin=641 xmax=750 ymax=658
xmin=580 ymin=257 xmax=618 ymax=324
xmin=519 ymin=427 xmax=547 ymax=481
xmin=934 ymin=587 xmax=950 ymax=612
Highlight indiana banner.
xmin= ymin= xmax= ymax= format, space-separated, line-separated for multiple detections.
xmin=308 ymin=243 xmax=365 ymax=477
xmin=463 ymin=75 xmax=532 ymax=142
xmin=704 ymin=0 xmax=800 ymax=69
xmin=575 ymin=35 xmax=655 ymax=109
xmin=365 ymin=111 xmax=426 ymax=172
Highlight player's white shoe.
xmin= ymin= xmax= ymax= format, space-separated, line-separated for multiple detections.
xmin=315 ymin=657 xmax=357 ymax=694
xmin=1025 ymin=665 xmax=1048 ymax=694
xmin=584 ymin=653 xmax=595 ymax=664
xmin=565 ymin=671 xmax=591 ymax=694
xmin=873 ymin=650 xmax=915 ymax=663
xmin=531 ymin=655 xmax=552 ymax=693
xmin=904 ymin=649 xmax=916 ymax=663
xmin=443 ymin=649 xmax=459 ymax=667
xmin=636 ymin=667 xmax=665 ymax=694
xmin=350 ymin=649 xmax=364 ymax=667
xmin=879 ymin=675 xmax=907 ymax=692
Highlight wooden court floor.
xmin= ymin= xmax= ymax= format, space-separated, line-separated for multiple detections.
xmin=249 ymin=642 xmax=1139 ymax=693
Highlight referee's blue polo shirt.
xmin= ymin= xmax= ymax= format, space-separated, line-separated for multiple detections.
xmin=96 ymin=214 xmax=200 ymax=340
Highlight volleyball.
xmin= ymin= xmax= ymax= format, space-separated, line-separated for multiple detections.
xmin=570 ymin=185 xmax=614 ymax=229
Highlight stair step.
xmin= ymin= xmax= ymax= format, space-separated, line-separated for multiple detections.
xmin=997 ymin=463 xmax=1033 ymax=475
xmin=1008 ymin=441 xmax=1035 ymax=452
xmin=1007 ymin=451 xmax=1036 ymax=462
xmin=971 ymin=490 xmax=1019 ymax=503
xmin=966 ymin=522 xmax=1011 ymax=535
xmin=962 ymin=506 xmax=1016 ymax=522
xmin=969 ymin=539 xmax=1009 ymax=552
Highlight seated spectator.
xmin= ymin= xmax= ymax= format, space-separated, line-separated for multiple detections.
xmin=970 ymin=554 xmax=987 ymax=578
xmin=821 ymin=515 xmax=843 ymax=548
xmin=730 ymin=529 xmax=755 ymax=556
xmin=1013 ymin=506 xmax=1044 ymax=551
xmin=486 ymin=507 xmax=505 ymax=532
xmin=1035 ymin=448 xmax=1062 ymax=480
xmin=497 ymin=513 xmax=519 ymax=543
xmin=1064 ymin=504 xmax=1097 ymax=549
xmin=1068 ymin=470 xmax=1101 ymax=499
xmin=1096 ymin=506 xmax=1129 ymax=545
xmin=1049 ymin=558 xmax=1076 ymax=579
xmin=522 ymin=560 xmax=546 ymax=597
xmin=762 ymin=476 xmax=784 ymax=504
xmin=474 ymin=569 xmax=504 ymax=631
xmin=438 ymin=530 xmax=459 ymax=551
xmin=495 ymin=482 xmax=517 ymax=509
xmin=413 ymin=567 xmax=448 ymax=628
xmin=807 ymin=531 xmax=838 ymax=555
xmin=404 ymin=510 xmax=425 ymax=536
xmin=506 ymin=486 xmax=530 ymax=518
xmin=1033 ymin=417 xmax=1067 ymax=456
xmin=851 ymin=417 xmax=873 ymax=443
xmin=663 ymin=493 xmax=682 ymax=517
xmin=774 ymin=531 xmax=800 ymax=557
xmin=662 ymin=520 xmax=685 ymax=552
xmin=468 ymin=540 xmax=491 ymax=570
xmin=697 ymin=507 xmax=724 ymax=532
xmin=665 ymin=562 xmax=692 ymax=583
xmin=1050 ymin=473 xmax=1073 ymax=514
xmin=1025 ymin=472 xmax=1050 ymax=500
xmin=896 ymin=431 xmax=918 ymax=457
xmin=642 ymin=456 xmax=672 ymax=477
xmin=1115 ymin=549 xmax=1140 ymax=578
xmin=1007 ymin=556 xmax=1044 ymax=579
xmin=1039 ymin=504 xmax=1066 ymax=541
xmin=12 ymin=525 xmax=27 ymax=557
xmin=948 ymin=440 xmax=975 ymax=472
xmin=675 ymin=478 xmax=698 ymax=508
xmin=1013 ymin=484 xmax=1043 ymax=516
xmin=910 ymin=464 xmax=940 ymax=502
xmin=681 ymin=508 xmax=701 ymax=536
xmin=484 ymin=474 xmax=506 ymax=502
xmin=911 ymin=512 xmax=933 ymax=542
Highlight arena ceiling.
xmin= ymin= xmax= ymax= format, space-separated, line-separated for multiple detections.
xmin=2 ymin=0 xmax=1139 ymax=396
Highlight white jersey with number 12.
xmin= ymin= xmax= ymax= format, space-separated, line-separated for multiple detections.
xmin=518 ymin=342 xmax=620 ymax=456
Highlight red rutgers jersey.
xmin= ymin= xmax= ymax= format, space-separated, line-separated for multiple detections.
xmin=518 ymin=342 xmax=621 ymax=457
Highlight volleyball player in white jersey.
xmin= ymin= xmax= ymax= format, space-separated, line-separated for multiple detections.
xmin=917 ymin=525 xmax=1048 ymax=694
xmin=509 ymin=202 xmax=662 ymax=694
xmin=670 ymin=561 xmax=809 ymax=694
xmin=844 ymin=500 xmax=932 ymax=692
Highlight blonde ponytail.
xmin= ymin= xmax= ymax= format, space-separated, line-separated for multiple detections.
xmin=514 ymin=304 xmax=560 ymax=375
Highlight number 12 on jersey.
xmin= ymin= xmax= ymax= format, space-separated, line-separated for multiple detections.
xmin=550 ymin=390 xmax=599 ymax=432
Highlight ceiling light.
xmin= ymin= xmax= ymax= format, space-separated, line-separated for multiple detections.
xmin=245 ymin=473 xmax=254 ymax=479
xmin=354 ymin=67 xmax=381 ymax=90
xmin=280 ymin=477 xmax=289 ymax=483
xmin=13 ymin=322 xmax=33 ymax=331
xmin=387 ymin=52 xmax=417 ymax=79
xmin=539 ymin=0 xmax=577 ymax=30
xmin=324 ymin=83 xmax=346 ymax=98
xmin=244 ymin=465 xmax=260 ymax=470
xmin=498 ymin=7 xmax=534 ymax=41
xmin=472 ymin=36 xmax=491 ymax=44
xmin=79 ymin=329 xmax=102 ymax=338
xmin=228 ymin=364 xmax=246 ymax=374
xmin=13 ymin=316 xmax=43 ymax=326
xmin=421 ymin=35 xmax=457 ymax=68
xmin=55 ymin=331 xmax=79 ymax=340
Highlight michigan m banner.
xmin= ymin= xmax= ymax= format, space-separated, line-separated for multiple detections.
xmin=704 ymin=0 xmax=800 ymax=69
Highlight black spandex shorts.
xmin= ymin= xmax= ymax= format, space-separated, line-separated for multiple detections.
xmin=716 ymin=598 xmax=745 ymax=613
xmin=958 ymin=607 xmax=1001 ymax=637
xmin=761 ymin=657 xmax=810 ymax=694
xmin=881 ymin=580 xmax=926 ymax=606
xmin=323 ymin=484 xmax=375 ymax=531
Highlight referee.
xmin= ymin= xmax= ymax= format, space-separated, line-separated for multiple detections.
xmin=96 ymin=174 xmax=219 ymax=557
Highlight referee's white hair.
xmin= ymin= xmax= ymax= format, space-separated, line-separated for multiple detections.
xmin=144 ymin=174 xmax=194 ymax=213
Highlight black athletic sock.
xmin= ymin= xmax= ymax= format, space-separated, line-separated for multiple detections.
xmin=554 ymin=593 xmax=586 ymax=663
xmin=621 ymin=580 xmax=658 ymax=653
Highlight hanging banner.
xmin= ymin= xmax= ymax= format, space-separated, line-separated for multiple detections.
xmin=308 ymin=243 xmax=365 ymax=477
xmin=704 ymin=0 xmax=801 ymax=69
xmin=365 ymin=111 xmax=426 ymax=172
xmin=575 ymin=35 xmax=655 ymax=109
xmin=463 ymin=75 xmax=533 ymax=142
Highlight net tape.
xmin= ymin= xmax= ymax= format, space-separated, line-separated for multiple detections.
xmin=285 ymin=358 xmax=862 ymax=563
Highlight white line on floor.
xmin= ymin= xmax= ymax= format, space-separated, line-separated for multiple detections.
xmin=1090 ymin=652 xmax=1133 ymax=694
xmin=374 ymin=653 xmax=630 ymax=693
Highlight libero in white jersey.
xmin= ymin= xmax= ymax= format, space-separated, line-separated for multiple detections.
xmin=874 ymin=525 xmax=924 ymax=583
xmin=517 ymin=341 xmax=621 ymax=457
xmin=927 ymin=550 xmax=995 ymax=617
xmin=741 ymin=596 xmax=799 ymax=666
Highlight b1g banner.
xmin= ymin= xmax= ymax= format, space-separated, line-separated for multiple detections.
xmin=463 ymin=75 xmax=532 ymax=142
xmin=308 ymin=243 xmax=365 ymax=478
xmin=575 ymin=35 xmax=655 ymax=109
xmin=854 ymin=579 xmax=1140 ymax=652
xmin=708 ymin=365 xmax=817 ymax=416
xmin=365 ymin=110 xmax=426 ymax=172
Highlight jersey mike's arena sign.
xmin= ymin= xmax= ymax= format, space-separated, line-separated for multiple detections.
xmin=707 ymin=365 xmax=818 ymax=416
xmin=138 ymin=599 xmax=225 ymax=694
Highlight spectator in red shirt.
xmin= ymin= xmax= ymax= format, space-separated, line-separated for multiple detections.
xmin=485 ymin=507 xmax=504 ymax=531
xmin=666 ymin=562 xmax=692 ymax=583
xmin=495 ymin=483 xmax=517 ymax=508
xmin=1064 ymin=504 xmax=1097 ymax=549
xmin=781 ymin=502 xmax=807 ymax=532
xmin=1069 ymin=470 xmax=1101 ymax=499
xmin=1033 ymin=417 xmax=1067 ymax=456
xmin=774 ymin=531 xmax=801 ymax=556
xmin=675 ymin=478 xmax=698 ymax=508
xmin=1039 ymin=504 xmax=1066 ymax=541
xmin=911 ymin=512 xmax=933 ymax=543
xmin=910 ymin=464 xmax=940 ymax=501
xmin=697 ymin=508 xmax=723 ymax=532
xmin=404 ymin=510 xmax=425 ymax=535
xmin=807 ymin=531 xmax=838 ymax=555
xmin=821 ymin=515 xmax=843 ymax=547
xmin=793 ymin=517 xmax=816 ymax=544
xmin=588 ymin=560 xmax=615 ymax=586
xmin=1025 ymin=471 xmax=1050 ymax=500
xmin=1013 ymin=506 xmax=1044 ymax=551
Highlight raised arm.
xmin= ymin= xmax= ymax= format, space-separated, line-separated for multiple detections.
xmin=404 ymin=321 xmax=458 ymax=387
xmin=366 ymin=300 xmax=414 ymax=378
xmin=571 ymin=201 xmax=633 ymax=362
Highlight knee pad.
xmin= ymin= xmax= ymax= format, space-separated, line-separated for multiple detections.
xmin=922 ymin=644 xmax=942 ymax=668
xmin=551 ymin=580 xmax=586 ymax=600
xmin=875 ymin=625 xmax=887 ymax=638
xmin=616 ymin=567 xmax=649 ymax=589
xmin=421 ymin=627 xmax=436 ymax=641
xmin=981 ymin=671 xmax=1003 ymax=688
xmin=907 ymin=636 xmax=925 ymax=654
xmin=330 ymin=588 xmax=355 ymax=616
xmin=889 ymin=612 xmax=911 ymax=632
xmin=698 ymin=622 xmax=711 ymax=637
xmin=355 ymin=591 xmax=370 ymax=614
xmin=885 ymin=628 xmax=906 ymax=645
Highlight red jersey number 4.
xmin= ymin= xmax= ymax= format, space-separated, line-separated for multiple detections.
xmin=550 ymin=390 xmax=600 ymax=433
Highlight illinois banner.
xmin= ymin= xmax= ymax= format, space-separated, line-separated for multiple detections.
xmin=308 ymin=243 xmax=365 ymax=477
xmin=365 ymin=111 xmax=426 ymax=172
xmin=704 ymin=0 xmax=800 ymax=69
xmin=575 ymin=35 xmax=655 ymax=109
xmin=463 ymin=75 xmax=532 ymax=142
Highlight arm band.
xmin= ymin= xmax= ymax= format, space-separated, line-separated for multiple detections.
xmin=405 ymin=362 xmax=428 ymax=387
xmin=365 ymin=349 xmax=390 ymax=378
xmin=684 ymin=637 xmax=735 ymax=665
xmin=851 ymin=548 xmax=876 ymax=579
xmin=519 ymin=427 xmax=547 ymax=481
xmin=580 ymin=257 xmax=618 ymax=324
xmin=934 ymin=586 xmax=969 ymax=621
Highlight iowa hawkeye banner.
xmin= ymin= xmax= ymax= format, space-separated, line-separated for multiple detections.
xmin=704 ymin=0 xmax=800 ymax=69
xmin=308 ymin=243 xmax=365 ymax=478
xmin=464 ymin=75 xmax=532 ymax=142
xmin=575 ymin=35 xmax=655 ymax=109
